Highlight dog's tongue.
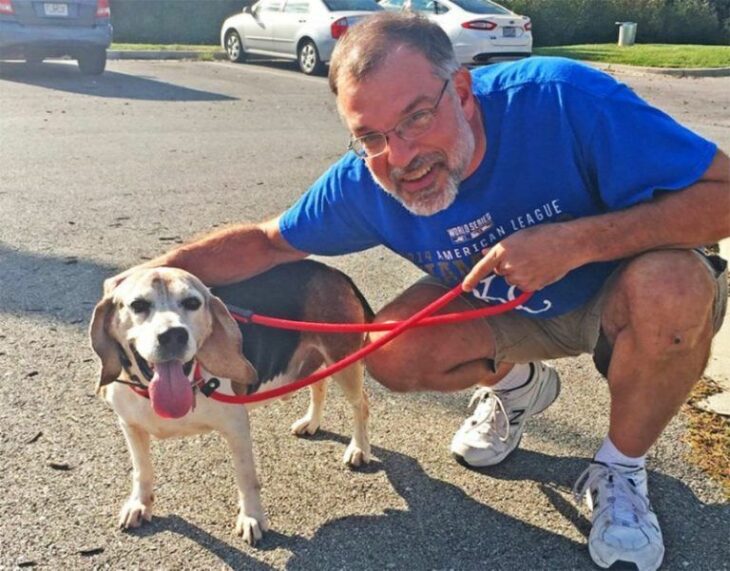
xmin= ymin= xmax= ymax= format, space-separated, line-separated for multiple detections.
xmin=149 ymin=361 xmax=194 ymax=419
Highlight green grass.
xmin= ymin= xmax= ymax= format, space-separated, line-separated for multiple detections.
xmin=535 ymin=43 xmax=730 ymax=68
xmin=111 ymin=43 xmax=220 ymax=53
xmin=110 ymin=42 xmax=730 ymax=69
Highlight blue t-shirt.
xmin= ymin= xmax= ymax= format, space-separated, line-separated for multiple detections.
xmin=279 ymin=57 xmax=716 ymax=318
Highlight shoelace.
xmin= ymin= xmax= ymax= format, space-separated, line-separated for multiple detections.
xmin=467 ymin=387 xmax=510 ymax=442
xmin=573 ymin=463 xmax=650 ymax=524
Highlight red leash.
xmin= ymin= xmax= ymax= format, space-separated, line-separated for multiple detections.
xmin=130 ymin=285 xmax=533 ymax=405
xmin=204 ymin=286 xmax=533 ymax=404
xmin=229 ymin=290 xmax=533 ymax=332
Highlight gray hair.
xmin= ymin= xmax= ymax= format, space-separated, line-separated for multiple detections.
xmin=328 ymin=12 xmax=460 ymax=96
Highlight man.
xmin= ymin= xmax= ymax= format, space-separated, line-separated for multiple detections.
xmin=112 ymin=13 xmax=729 ymax=571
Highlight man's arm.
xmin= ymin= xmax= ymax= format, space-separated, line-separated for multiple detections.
xmin=107 ymin=216 xmax=308 ymax=290
xmin=463 ymin=149 xmax=730 ymax=292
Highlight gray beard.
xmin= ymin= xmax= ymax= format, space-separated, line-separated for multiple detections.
xmin=368 ymin=111 xmax=476 ymax=217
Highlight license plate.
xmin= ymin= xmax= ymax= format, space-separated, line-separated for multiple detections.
xmin=44 ymin=3 xmax=69 ymax=16
xmin=502 ymin=26 xmax=516 ymax=37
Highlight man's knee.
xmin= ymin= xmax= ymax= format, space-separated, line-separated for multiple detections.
xmin=603 ymin=250 xmax=717 ymax=355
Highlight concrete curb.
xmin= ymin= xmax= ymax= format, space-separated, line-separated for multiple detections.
xmin=106 ymin=50 xmax=730 ymax=77
xmin=588 ymin=60 xmax=730 ymax=77
xmin=107 ymin=50 xmax=228 ymax=61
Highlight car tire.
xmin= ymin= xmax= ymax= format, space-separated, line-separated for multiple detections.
xmin=77 ymin=48 xmax=106 ymax=75
xmin=298 ymin=39 xmax=324 ymax=76
xmin=225 ymin=30 xmax=246 ymax=63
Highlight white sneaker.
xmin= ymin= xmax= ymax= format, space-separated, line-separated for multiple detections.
xmin=450 ymin=362 xmax=561 ymax=467
xmin=574 ymin=461 xmax=665 ymax=571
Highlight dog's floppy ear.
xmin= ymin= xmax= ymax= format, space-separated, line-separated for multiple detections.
xmin=197 ymin=295 xmax=258 ymax=389
xmin=89 ymin=297 xmax=123 ymax=394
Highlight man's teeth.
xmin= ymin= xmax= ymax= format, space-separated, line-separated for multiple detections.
xmin=402 ymin=163 xmax=433 ymax=181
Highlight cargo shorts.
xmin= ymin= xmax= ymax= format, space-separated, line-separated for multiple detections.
xmin=417 ymin=250 xmax=728 ymax=377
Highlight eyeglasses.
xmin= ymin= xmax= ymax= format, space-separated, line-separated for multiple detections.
xmin=348 ymin=79 xmax=450 ymax=159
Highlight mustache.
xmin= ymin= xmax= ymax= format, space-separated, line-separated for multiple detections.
xmin=390 ymin=152 xmax=445 ymax=183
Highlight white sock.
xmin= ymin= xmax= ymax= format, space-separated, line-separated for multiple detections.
xmin=594 ymin=436 xmax=646 ymax=468
xmin=491 ymin=362 xmax=532 ymax=391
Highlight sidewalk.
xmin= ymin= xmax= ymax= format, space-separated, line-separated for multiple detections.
xmin=702 ymin=238 xmax=730 ymax=415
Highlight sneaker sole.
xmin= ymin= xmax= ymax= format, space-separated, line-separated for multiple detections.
xmin=452 ymin=367 xmax=561 ymax=468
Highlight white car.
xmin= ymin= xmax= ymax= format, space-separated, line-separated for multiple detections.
xmin=221 ymin=0 xmax=383 ymax=75
xmin=378 ymin=0 xmax=532 ymax=65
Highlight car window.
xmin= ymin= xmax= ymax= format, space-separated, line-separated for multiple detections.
xmin=260 ymin=0 xmax=284 ymax=12
xmin=449 ymin=0 xmax=511 ymax=15
xmin=378 ymin=0 xmax=405 ymax=10
xmin=432 ymin=1 xmax=449 ymax=13
xmin=323 ymin=0 xmax=382 ymax=11
xmin=283 ymin=0 xmax=309 ymax=13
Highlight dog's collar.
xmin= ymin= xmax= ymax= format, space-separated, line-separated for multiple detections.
xmin=114 ymin=342 xmax=195 ymax=396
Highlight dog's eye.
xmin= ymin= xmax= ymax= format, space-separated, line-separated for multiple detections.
xmin=182 ymin=297 xmax=201 ymax=311
xmin=130 ymin=299 xmax=151 ymax=314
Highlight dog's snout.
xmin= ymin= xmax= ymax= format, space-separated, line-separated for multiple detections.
xmin=158 ymin=327 xmax=189 ymax=348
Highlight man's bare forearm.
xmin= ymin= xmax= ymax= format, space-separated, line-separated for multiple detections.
xmin=146 ymin=218 xmax=307 ymax=286
xmin=569 ymin=151 xmax=730 ymax=267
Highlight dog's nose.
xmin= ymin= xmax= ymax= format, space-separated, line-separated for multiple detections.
xmin=157 ymin=327 xmax=189 ymax=348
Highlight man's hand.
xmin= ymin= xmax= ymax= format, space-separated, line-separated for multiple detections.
xmin=462 ymin=223 xmax=584 ymax=293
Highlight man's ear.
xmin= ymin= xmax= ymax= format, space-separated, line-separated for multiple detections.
xmin=89 ymin=297 xmax=122 ymax=394
xmin=453 ymin=66 xmax=476 ymax=118
xmin=197 ymin=295 xmax=258 ymax=391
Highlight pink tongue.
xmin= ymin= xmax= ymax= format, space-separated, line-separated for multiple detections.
xmin=149 ymin=361 xmax=194 ymax=419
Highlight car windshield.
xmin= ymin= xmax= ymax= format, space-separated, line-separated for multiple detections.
xmin=323 ymin=0 xmax=382 ymax=10
xmin=450 ymin=0 xmax=511 ymax=14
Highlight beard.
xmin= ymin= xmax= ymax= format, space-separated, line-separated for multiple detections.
xmin=367 ymin=109 xmax=476 ymax=216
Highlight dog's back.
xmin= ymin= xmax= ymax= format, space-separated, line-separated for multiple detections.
xmin=212 ymin=260 xmax=373 ymax=392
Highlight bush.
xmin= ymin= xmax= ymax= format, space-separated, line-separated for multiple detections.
xmin=110 ymin=0 xmax=248 ymax=44
xmin=501 ymin=0 xmax=729 ymax=46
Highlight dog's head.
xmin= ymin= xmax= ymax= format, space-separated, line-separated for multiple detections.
xmin=89 ymin=267 xmax=258 ymax=418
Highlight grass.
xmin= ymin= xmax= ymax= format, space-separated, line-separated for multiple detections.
xmin=684 ymin=378 xmax=730 ymax=498
xmin=535 ymin=43 xmax=730 ymax=68
xmin=111 ymin=42 xmax=730 ymax=68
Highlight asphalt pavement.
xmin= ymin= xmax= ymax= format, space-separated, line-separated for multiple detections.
xmin=0 ymin=58 xmax=728 ymax=570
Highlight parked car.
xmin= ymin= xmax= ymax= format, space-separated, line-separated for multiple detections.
xmin=221 ymin=0 xmax=383 ymax=75
xmin=378 ymin=0 xmax=531 ymax=65
xmin=0 ymin=0 xmax=112 ymax=74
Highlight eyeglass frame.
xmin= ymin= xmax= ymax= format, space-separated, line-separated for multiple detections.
xmin=347 ymin=78 xmax=451 ymax=159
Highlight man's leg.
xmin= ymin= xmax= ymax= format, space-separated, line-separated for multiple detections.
xmin=600 ymin=250 xmax=719 ymax=456
xmin=365 ymin=279 xmax=564 ymax=467
xmin=364 ymin=281 xmax=507 ymax=393
xmin=577 ymin=249 xmax=725 ymax=571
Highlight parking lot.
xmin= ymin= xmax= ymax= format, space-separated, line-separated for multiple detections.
xmin=0 ymin=59 xmax=728 ymax=569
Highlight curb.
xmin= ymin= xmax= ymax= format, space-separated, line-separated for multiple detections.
xmin=588 ymin=60 xmax=730 ymax=77
xmin=107 ymin=50 xmax=228 ymax=61
xmin=106 ymin=50 xmax=730 ymax=77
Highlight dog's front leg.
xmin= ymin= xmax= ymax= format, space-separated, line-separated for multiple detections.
xmin=220 ymin=409 xmax=269 ymax=546
xmin=118 ymin=421 xmax=155 ymax=529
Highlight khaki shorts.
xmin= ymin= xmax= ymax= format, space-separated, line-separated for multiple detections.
xmin=417 ymin=250 xmax=727 ymax=376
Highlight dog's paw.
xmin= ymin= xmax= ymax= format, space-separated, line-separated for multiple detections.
xmin=235 ymin=511 xmax=269 ymax=546
xmin=343 ymin=439 xmax=371 ymax=468
xmin=290 ymin=415 xmax=320 ymax=436
xmin=118 ymin=497 xmax=153 ymax=529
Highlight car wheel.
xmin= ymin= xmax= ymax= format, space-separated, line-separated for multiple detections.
xmin=77 ymin=48 xmax=106 ymax=75
xmin=225 ymin=30 xmax=246 ymax=63
xmin=298 ymin=40 xmax=324 ymax=76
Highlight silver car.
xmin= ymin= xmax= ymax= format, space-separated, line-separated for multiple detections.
xmin=221 ymin=0 xmax=382 ymax=75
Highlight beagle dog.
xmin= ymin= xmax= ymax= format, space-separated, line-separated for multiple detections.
xmin=90 ymin=260 xmax=372 ymax=545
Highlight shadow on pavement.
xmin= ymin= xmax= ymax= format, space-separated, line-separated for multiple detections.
xmin=131 ymin=514 xmax=275 ymax=570
xmin=0 ymin=60 xmax=237 ymax=101
xmin=0 ymin=242 xmax=116 ymax=325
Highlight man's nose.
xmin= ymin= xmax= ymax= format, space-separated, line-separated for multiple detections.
xmin=384 ymin=134 xmax=419 ymax=169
